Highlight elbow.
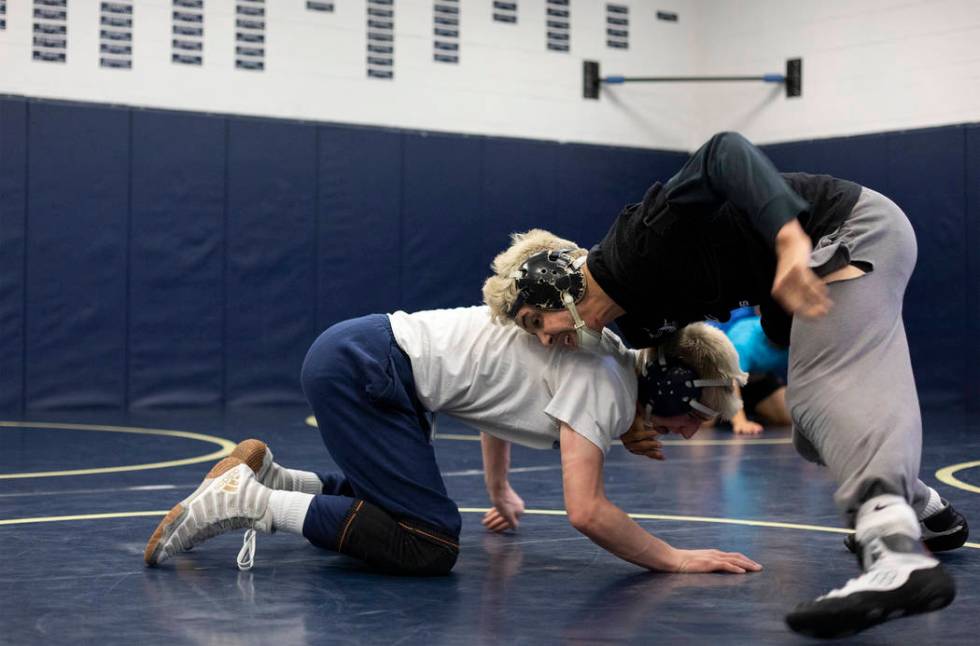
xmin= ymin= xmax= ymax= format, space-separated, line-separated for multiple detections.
xmin=566 ymin=501 xmax=601 ymax=534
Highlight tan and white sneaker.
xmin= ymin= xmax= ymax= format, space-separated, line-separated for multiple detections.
xmin=230 ymin=438 xmax=322 ymax=494
xmin=144 ymin=457 xmax=273 ymax=567
xmin=144 ymin=439 xmax=269 ymax=521
xmin=229 ymin=439 xmax=274 ymax=483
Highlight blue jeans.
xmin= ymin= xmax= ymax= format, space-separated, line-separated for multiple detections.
xmin=300 ymin=314 xmax=461 ymax=542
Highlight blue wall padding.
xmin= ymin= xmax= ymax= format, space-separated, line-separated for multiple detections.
xmin=556 ymin=144 xmax=689 ymax=247
xmin=762 ymin=126 xmax=971 ymax=412
xmin=26 ymin=102 xmax=129 ymax=410
xmin=480 ymin=137 xmax=558 ymax=265
xmin=966 ymin=126 xmax=980 ymax=415
xmin=129 ymin=111 xmax=225 ymax=408
xmin=316 ymin=125 xmax=402 ymax=330
xmin=0 ymin=95 xmax=974 ymax=413
xmin=225 ymin=119 xmax=317 ymax=406
xmin=0 ymin=98 xmax=27 ymax=415
xmin=886 ymin=128 xmax=966 ymax=410
xmin=401 ymin=132 xmax=485 ymax=311
xmin=764 ymin=133 xmax=891 ymax=195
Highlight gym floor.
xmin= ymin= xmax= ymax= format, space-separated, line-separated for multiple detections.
xmin=2 ymin=408 xmax=977 ymax=645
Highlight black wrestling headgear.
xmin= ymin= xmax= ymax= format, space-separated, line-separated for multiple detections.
xmin=507 ymin=249 xmax=586 ymax=319
xmin=638 ymin=347 xmax=730 ymax=419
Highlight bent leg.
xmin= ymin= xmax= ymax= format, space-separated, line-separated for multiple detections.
xmin=784 ymin=192 xmax=956 ymax=637
xmin=787 ymin=191 xmax=921 ymax=524
xmin=296 ymin=315 xmax=461 ymax=573
xmin=788 ymin=273 xmax=921 ymax=523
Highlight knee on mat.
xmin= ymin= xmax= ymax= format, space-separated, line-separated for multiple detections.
xmin=338 ymin=500 xmax=459 ymax=576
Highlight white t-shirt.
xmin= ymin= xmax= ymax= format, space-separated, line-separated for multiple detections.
xmin=388 ymin=306 xmax=637 ymax=454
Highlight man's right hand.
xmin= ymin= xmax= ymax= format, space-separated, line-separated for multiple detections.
xmin=620 ymin=409 xmax=665 ymax=460
xmin=483 ymin=483 xmax=525 ymax=533
xmin=772 ymin=219 xmax=832 ymax=318
xmin=731 ymin=411 xmax=763 ymax=434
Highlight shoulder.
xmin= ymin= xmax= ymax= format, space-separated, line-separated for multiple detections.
xmin=555 ymin=345 xmax=636 ymax=392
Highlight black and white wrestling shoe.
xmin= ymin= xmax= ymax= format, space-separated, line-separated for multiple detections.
xmin=918 ymin=499 xmax=969 ymax=552
xmin=787 ymin=535 xmax=956 ymax=638
xmin=844 ymin=496 xmax=969 ymax=554
xmin=788 ymin=495 xmax=956 ymax=639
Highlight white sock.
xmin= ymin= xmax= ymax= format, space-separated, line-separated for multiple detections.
xmin=855 ymin=494 xmax=921 ymax=543
xmin=268 ymin=464 xmax=323 ymax=495
xmin=268 ymin=490 xmax=314 ymax=535
xmin=918 ymin=487 xmax=945 ymax=520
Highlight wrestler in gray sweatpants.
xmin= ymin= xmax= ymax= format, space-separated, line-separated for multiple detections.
xmin=787 ymin=188 xmax=932 ymax=525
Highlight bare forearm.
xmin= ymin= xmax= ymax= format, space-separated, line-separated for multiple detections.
xmin=775 ymin=218 xmax=810 ymax=252
xmin=481 ymin=433 xmax=511 ymax=492
xmin=575 ymin=500 xmax=679 ymax=571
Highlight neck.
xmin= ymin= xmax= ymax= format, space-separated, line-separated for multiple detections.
xmin=580 ymin=260 xmax=626 ymax=327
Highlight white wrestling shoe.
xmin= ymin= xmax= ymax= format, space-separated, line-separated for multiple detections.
xmin=229 ymin=438 xmax=322 ymax=494
xmin=230 ymin=438 xmax=277 ymax=486
xmin=144 ymin=457 xmax=273 ymax=567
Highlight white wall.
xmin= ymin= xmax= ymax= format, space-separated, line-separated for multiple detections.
xmin=690 ymin=0 xmax=980 ymax=146
xmin=0 ymin=0 xmax=702 ymax=150
xmin=4 ymin=1 xmax=976 ymax=151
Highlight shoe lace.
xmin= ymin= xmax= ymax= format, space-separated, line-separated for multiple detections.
xmin=238 ymin=529 xmax=257 ymax=571
xmin=177 ymin=516 xmax=256 ymax=569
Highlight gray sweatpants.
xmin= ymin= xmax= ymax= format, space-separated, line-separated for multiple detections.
xmin=786 ymin=188 xmax=932 ymax=525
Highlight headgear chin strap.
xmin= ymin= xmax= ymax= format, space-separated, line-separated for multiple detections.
xmin=509 ymin=249 xmax=606 ymax=352
xmin=560 ymin=289 xmax=607 ymax=353
xmin=638 ymin=347 xmax=731 ymax=419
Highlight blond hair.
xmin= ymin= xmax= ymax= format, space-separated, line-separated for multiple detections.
xmin=635 ymin=323 xmax=748 ymax=420
xmin=482 ymin=229 xmax=586 ymax=324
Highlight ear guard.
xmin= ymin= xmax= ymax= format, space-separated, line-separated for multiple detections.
xmin=507 ymin=249 xmax=586 ymax=318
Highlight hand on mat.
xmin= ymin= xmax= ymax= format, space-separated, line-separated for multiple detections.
xmin=620 ymin=415 xmax=665 ymax=460
xmin=773 ymin=220 xmax=832 ymax=318
xmin=483 ymin=484 xmax=525 ymax=533
xmin=672 ymin=548 xmax=763 ymax=574
xmin=732 ymin=415 xmax=763 ymax=435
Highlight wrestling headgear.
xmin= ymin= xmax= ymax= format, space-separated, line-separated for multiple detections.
xmin=638 ymin=347 xmax=731 ymax=419
xmin=507 ymin=249 xmax=606 ymax=352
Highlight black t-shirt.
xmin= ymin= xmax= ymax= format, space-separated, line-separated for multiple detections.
xmin=587 ymin=132 xmax=861 ymax=348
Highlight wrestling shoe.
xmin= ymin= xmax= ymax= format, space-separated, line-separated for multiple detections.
xmin=144 ymin=457 xmax=273 ymax=567
xmin=229 ymin=438 xmax=324 ymax=494
xmin=919 ymin=500 xmax=969 ymax=552
xmin=141 ymin=440 xmax=268 ymax=523
xmin=230 ymin=438 xmax=276 ymax=485
xmin=787 ymin=534 xmax=956 ymax=638
xmin=844 ymin=499 xmax=969 ymax=554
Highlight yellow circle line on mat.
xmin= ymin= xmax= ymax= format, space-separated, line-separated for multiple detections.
xmin=0 ymin=511 xmax=170 ymax=526
xmin=935 ymin=461 xmax=980 ymax=495
xmin=306 ymin=415 xmax=792 ymax=447
xmin=3 ymin=507 xmax=977 ymax=550
xmin=0 ymin=421 xmax=235 ymax=479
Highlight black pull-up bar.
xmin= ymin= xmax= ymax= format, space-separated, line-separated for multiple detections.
xmin=583 ymin=58 xmax=802 ymax=99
